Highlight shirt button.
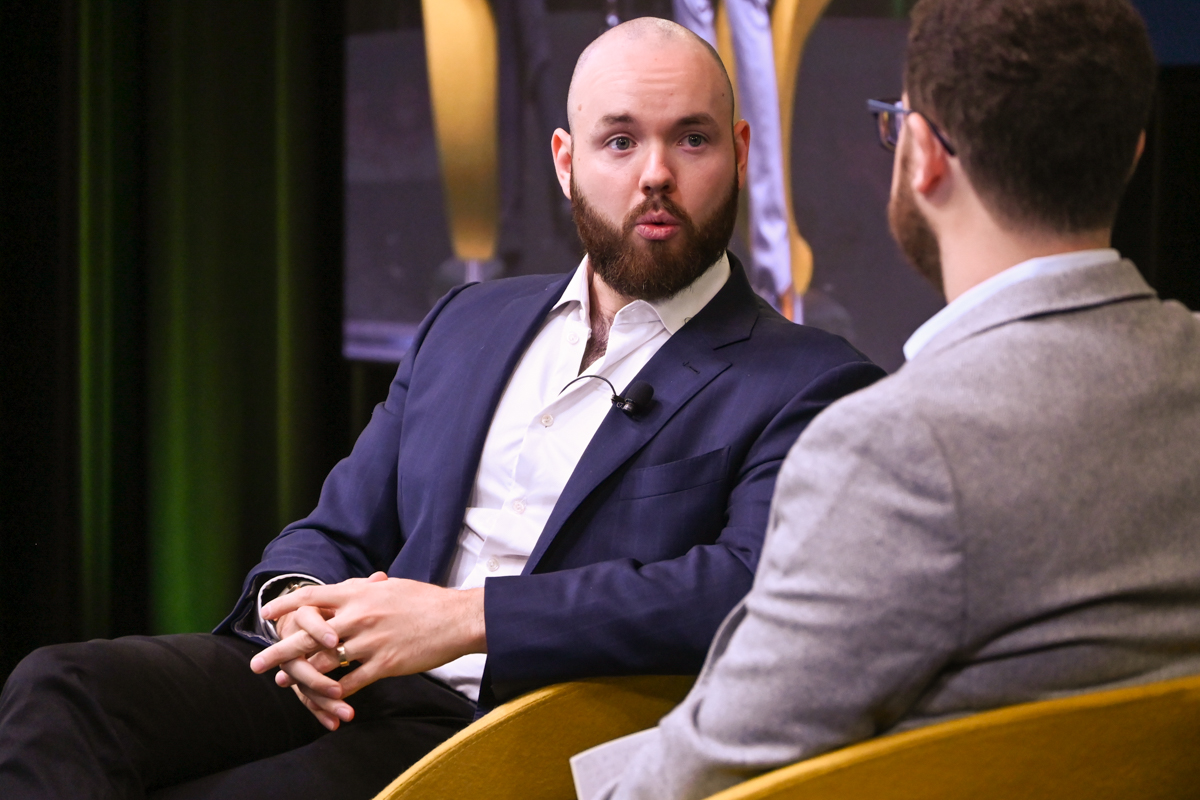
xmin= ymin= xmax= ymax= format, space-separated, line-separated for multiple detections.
xmin=486 ymin=557 xmax=500 ymax=572
xmin=568 ymin=332 xmax=580 ymax=345
xmin=512 ymin=499 xmax=526 ymax=514
xmin=540 ymin=413 xmax=554 ymax=427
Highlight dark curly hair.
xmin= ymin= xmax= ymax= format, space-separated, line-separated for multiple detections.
xmin=905 ymin=0 xmax=1156 ymax=234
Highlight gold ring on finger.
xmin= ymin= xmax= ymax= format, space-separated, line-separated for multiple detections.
xmin=336 ymin=643 xmax=350 ymax=668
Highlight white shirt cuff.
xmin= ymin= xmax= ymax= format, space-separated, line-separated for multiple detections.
xmin=255 ymin=573 xmax=324 ymax=642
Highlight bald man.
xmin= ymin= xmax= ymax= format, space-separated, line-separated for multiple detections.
xmin=0 ymin=19 xmax=883 ymax=800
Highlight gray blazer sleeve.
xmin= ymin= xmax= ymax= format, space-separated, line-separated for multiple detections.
xmin=609 ymin=393 xmax=964 ymax=800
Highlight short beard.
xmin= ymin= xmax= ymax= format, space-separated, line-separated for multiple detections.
xmin=571 ymin=172 xmax=739 ymax=302
xmin=888 ymin=150 xmax=944 ymax=296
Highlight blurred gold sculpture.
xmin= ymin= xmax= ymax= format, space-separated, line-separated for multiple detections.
xmin=422 ymin=0 xmax=500 ymax=277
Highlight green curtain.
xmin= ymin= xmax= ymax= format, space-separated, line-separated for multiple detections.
xmin=78 ymin=0 xmax=145 ymax=639
xmin=78 ymin=0 xmax=347 ymax=637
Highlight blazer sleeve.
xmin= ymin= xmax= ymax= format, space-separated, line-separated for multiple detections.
xmin=214 ymin=284 xmax=473 ymax=639
xmin=482 ymin=357 xmax=888 ymax=698
xmin=608 ymin=391 xmax=963 ymax=800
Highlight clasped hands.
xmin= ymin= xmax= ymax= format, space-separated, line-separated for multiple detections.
xmin=250 ymin=572 xmax=486 ymax=731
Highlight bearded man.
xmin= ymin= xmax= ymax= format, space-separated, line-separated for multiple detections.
xmin=0 ymin=18 xmax=883 ymax=800
xmin=579 ymin=2 xmax=1200 ymax=799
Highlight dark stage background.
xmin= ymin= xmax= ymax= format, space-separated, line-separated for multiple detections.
xmin=2 ymin=0 xmax=1198 ymax=681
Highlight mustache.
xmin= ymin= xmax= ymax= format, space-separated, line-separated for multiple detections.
xmin=621 ymin=194 xmax=694 ymax=237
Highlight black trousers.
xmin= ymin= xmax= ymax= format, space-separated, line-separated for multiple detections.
xmin=0 ymin=633 xmax=476 ymax=800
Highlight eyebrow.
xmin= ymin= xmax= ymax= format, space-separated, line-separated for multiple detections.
xmin=593 ymin=112 xmax=721 ymax=131
xmin=596 ymin=113 xmax=636 ymax=128
xmin=676 ymin=113 xmax=719 ymax=127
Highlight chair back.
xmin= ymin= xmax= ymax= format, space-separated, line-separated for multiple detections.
xmin=374 ymin=674 xmax=694 ymax=800
xmin=708 ymin=672 xmax=1200 ymax=800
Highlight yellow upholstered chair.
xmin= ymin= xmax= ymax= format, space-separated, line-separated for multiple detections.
xmin=373 ymin=671 xmax=1200 ymax=800
xmin=374 ymin=675 xmax=694 ymax=800
xmin=706 ymin=671 xmax=1200 ymax=800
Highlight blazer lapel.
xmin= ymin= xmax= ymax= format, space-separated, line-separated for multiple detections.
xmin=427 ymin=274 xmax=572 ymax=582
xmin=524 ymin=255 xmax=762 ymax=572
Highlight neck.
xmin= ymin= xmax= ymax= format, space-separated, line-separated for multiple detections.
xmin=586 ymin=260 xmax=635 ymax=329
xmin=579 ymin=260 xmax=636 ymax=373
xmin=936 ymin=202 xmax=1111 ymax=302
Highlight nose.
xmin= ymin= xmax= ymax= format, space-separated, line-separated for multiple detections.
xmin=639 ymin=143 xmax=675 ymax=198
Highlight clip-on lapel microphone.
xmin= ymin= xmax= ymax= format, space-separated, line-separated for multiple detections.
xmin=561 ymin=375 xmax=655 ymax=416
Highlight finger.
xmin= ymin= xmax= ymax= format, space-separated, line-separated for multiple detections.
xmin=337 ymin=661 xmax=383 ymax=699
xmin=366 ymin=571 xmax=388 ymax=582
xmin=291 ymin=685 xmax=336 ymax=730
xmin=291 ymin=685 xmax=341 ymax=731
xmin=262 ymin=582 xmax=353 ymax=620
xmin=293 ymin=679 xmax=355 ymax=723
xmin=276 ymin=647 xmax=344 ymax=688
xmin=280 ymin=606 xmax=336 ymax=634
xmin=290 ymin=605 xmax=339 ymax=651
xmin=309 ymin=648 xmax=344 ymax=674
xmin=251 ymin=629 xmax=325 ymax=673
xmin=275 ymin=605 xmax=331 ymax=642
xmin=278 ymin=656 xmax=343 ymax=699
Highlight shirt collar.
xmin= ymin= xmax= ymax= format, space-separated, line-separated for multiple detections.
xmin=553 ymin=251 xmax=731 ymax=335
xmin=903 ymin=248 xmax=1120 ymax=361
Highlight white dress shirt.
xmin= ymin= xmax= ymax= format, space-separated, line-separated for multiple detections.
xmin=903 ymin=248 xmax=1120 ymax=361
xmin=258 ymin=254 xmax=731 ymax=702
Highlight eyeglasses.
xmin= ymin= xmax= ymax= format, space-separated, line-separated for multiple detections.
xmin=867 ymin=98 xmax=957 ymax=157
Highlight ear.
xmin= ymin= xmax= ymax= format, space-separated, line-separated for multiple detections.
xmin=732 ymin=119 xmax=750 ymax=188
xmin=551 ymin=128 xmax=573 ymax=200
xmin=904 ymin=112 xmax=949 ymax=199
xmin=1129 ymin=130 xmax=1146 ymax=177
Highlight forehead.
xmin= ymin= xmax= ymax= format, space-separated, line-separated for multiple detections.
xmin=572 ymin=40 xmax=729 ymax=131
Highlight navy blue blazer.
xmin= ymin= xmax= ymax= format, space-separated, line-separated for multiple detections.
xmin=217 ymin=255 xmax=884 ymax=703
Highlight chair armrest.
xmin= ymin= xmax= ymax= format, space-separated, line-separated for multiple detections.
xmin=374 ymin=674 xmax=695 ymax=800
xmin=702 ymin=671 xmax=1200 ymax=800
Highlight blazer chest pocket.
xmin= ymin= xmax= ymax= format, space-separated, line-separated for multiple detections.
xmin=619 ymin=447 xmax=730 ymax=500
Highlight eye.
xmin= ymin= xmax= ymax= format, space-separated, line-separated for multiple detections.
xmin=683 ymin=133 xmax=706 ymax=148
xmin=607 ymin=136 xmax=633 ymax=151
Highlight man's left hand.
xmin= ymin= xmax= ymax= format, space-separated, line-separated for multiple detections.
xmin=251 ymin=572 xmax=487 ymax=701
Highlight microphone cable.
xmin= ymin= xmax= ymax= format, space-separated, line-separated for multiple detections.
xmin=560 ymin=375 xmax=655 ymax=415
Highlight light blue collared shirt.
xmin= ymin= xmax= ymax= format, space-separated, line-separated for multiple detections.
xmin=903 ymin=248 xmax=1121 ymax=361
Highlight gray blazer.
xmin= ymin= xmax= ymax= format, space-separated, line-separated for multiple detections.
xmin=607 ymin=257 xmax=1200 ymax=800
